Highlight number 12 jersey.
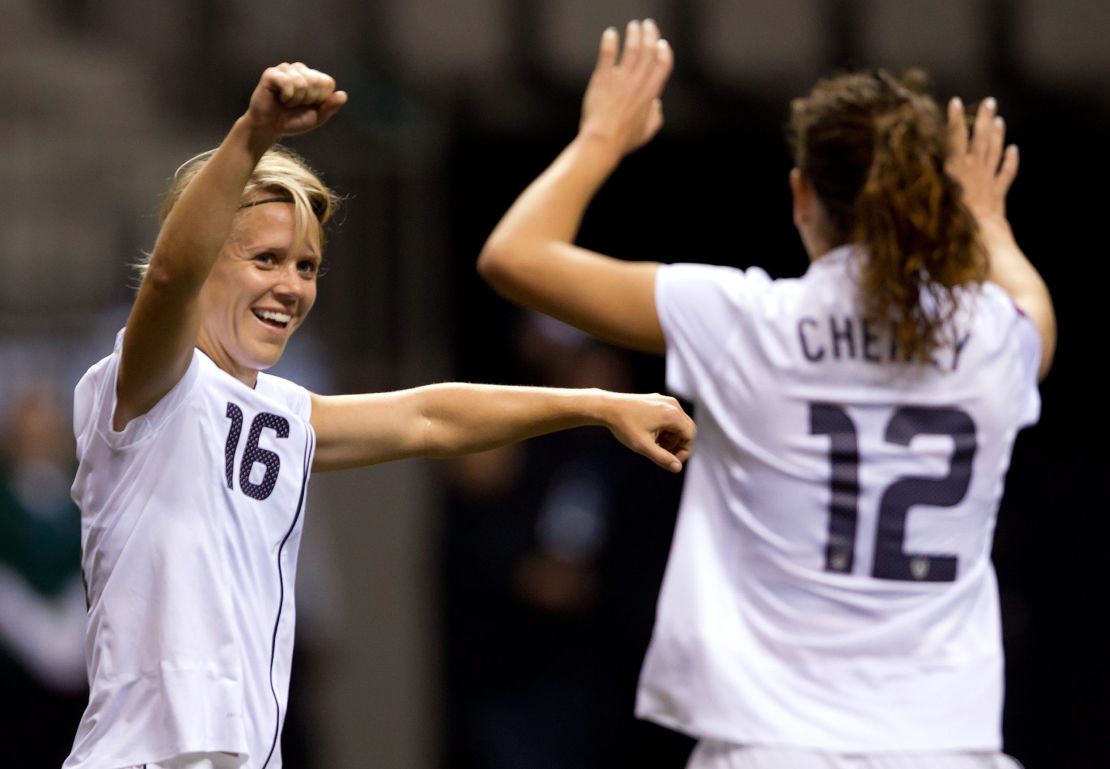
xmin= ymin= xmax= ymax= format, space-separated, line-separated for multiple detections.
xmin=640 ymin=247 xmax=1041 ymax=752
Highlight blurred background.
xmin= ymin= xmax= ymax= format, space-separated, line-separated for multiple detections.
xmin=1 ymin=0 xmax=1107 ymax=767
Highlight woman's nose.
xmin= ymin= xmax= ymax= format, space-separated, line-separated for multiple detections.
xmin=272 ymin=264 xmax=307 ymax=299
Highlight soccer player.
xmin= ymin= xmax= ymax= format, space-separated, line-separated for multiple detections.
xmin=63 ymin=62 xmax=694 ymax=769
xmin=477 ymin=20 xmax=1054 ymax=769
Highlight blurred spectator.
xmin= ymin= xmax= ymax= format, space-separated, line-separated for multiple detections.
xmin=0 ymin=379 xmax=88 ymax=767
xmin=439 ymin=314 xmax=693 ymax=769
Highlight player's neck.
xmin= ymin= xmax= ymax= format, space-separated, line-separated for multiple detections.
xmin=196 ymin=334 xmax=259 ymax=389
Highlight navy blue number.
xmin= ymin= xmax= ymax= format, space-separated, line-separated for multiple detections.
xmin=810 ymin=404 xmax=976 ymax=582
xmin=225 ymin=403 xmax=244 ymax=489
xmin=224 ymin=403 xmax=289 ymax=501
xmin=872 ymin=407 xmax=974 ymax=582
xmin=809 ymin=404 xmax=860 ymax=574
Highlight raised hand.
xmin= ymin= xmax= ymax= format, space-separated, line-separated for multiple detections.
xmin=244 ymin=62 xmax=348 ymax=144
xmin=602 ymin=392 xmax=694 ymax=473
xmin=579 ymin=19 xmax=674 ymax=158
xmin=946 ymin=96 xmax=1018 ymax=223
xmin=945 ymin=96 xmax=1055 ymax=379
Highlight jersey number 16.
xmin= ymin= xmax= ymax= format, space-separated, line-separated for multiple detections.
xmin=224 ymin=402 xmax=289 ymax=501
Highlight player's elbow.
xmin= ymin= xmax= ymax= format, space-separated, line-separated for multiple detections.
xmin=476 ymin=235 xmax=525 ymax=293
xmin=476 ymin=239 xmax=505 ymax=282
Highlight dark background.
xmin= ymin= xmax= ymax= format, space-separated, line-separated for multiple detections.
xmin=1 ymin=1 xmax=1107 ymax=767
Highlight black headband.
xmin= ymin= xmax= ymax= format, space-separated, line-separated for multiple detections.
xmin=239 ymin=195 xmax=327 ymax=220
xmin=239 ymin=196 xmax=295 ymax=209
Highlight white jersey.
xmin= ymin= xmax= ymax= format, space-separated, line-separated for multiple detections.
xmin=65 ymin=334 xmax=315 ymax=769
xmin=638 ymin=246 xmax=1041 ymax=752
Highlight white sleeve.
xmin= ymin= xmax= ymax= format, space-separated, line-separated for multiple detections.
xmin=261 ymin=374 xmax=314 ymax=422
xmin=655 ymin=262 xmax=768 ymax=402
xmin=977 ymin=282 xmax=1042 ymax=429
xmin=1008 ymin=303 xmax=1043 ymax=429
xmin=78 ymin=348 xmax=203 ymax=454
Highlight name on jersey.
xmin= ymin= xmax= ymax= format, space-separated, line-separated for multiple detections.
xmin=797 ymin=315 xmax=971 ymax=372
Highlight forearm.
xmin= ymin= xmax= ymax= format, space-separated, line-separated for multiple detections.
xmin=480 ymin=134 xmax=620 ymax=275
xmin=312 ymin=385 xmax=612 ymax=471
xmin=117 ymin=119 xmax=274 ymax=425
xmin=978 ymin=216 xmax=1057 ymax=377
xmin=146 ymin=117 xmax=274 ymax=287
xmin=417 ymin=383 xmax=611 ymax=456
xmin=978 ymin=217 xmax=1042 ymax=298
xmin=478 ymin=134 xmax=665 ymax=353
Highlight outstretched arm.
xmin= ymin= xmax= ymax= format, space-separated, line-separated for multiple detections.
xmin=310 ymin=385 xmax=694 ymax=473
xmin=115 ymin=64 xmax=346 ymax=430
xmin=478 ymin=20 xmax=674 ymax=354
xmin=946 ymin=97 xmax=1056 ymax=380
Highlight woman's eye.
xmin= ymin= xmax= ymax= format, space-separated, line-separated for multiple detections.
xmin=298 ymin=260 xmax=319 ymax=276
xmin=255 ymin=252 xmax=277 ymax=266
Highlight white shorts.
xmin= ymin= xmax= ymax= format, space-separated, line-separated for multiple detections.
xmin=687 ymin=741 xmax=1025 ymax=769
xmin=126 ymin=753 xmax=241 ymax=769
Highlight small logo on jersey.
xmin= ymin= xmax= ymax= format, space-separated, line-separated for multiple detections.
xmin=909 ymin=557 xmax=930 ymax=581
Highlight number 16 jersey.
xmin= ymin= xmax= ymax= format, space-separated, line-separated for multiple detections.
xmin=639 ymin=247 xmax=1041 ymax=753
xmin=65 ymin=334 xmax=316 ymax=769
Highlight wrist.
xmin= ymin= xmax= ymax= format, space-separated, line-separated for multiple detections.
xmin=974 ymin=213 xmax=1015 ymax=241
xmin=232 ymin=116 xmax=279 ymax=160
xmin=580 ymin=388 xmax=613 ymax=429
xmin=570 ymin=130 xmax=625 ymax=173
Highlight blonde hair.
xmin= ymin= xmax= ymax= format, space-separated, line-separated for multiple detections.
xmin=136 ymin=145 xmax=338 ymax=279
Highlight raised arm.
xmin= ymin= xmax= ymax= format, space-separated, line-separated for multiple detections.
xmin=946 ymin=97 xmax=1056 ymax=380
xmin=114 ymin=64 xmax=346 ymax=430
xmin=477 ymin=20 xmax=674 ymax=354
xmin=310 ymin=384 xmax=694 ymax=473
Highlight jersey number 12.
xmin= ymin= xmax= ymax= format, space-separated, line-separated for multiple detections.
xmin=809 ymin=403 xmax=976 ymax=583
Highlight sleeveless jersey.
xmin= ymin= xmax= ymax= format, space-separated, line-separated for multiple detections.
xmin=65 ymin=335 xmax=315 ymax=769
xmin=638 ymin=247 xmax=1041 ymax=752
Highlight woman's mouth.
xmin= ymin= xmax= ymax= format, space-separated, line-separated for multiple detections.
xmin=252 ymin=308 xmax=292 ymax=330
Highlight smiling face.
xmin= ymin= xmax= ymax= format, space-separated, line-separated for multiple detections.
xmin=196 ymin=200 xmax=322 ymax=385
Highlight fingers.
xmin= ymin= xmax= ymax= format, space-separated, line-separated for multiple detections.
xmin=581 ymin=20 xmax=672 ymax=154
xmin=646 ymin=39 xmax=674 ymax=96
xmin=596 ymin=27 xmax=619 ymax=71
xmin=950 ymin=94 xmax=1016 ymax=180
xmin=620 ymin=19 xmax=644 ymax=70
xmin=643 ymin=98 xmax=665 ymax=144
xmin=641 ymin=18 xmax=660 ymax=61
xmin=947 ymin=97 xmax=968 ymax=158
xmin=985 ymin=115 xmax=1005 ymax=173
xmin=315 ymin=90 xmax=349 ymax=128
xmin=997 ymin=144 xmax=1019 ymax=192
xmin=653 ymin=399 xmax=695 ymax=473
xmin=640 ymin=429 xmax=690 ymax=474
xmin=657 ymin=427 xmax=693 ymax=463
xmin=610 ymin=394 xmax=696 ymax=474
xmin=645 ymin=445 xmax=684 ymax=474
xmin=970 ymin=96 xmax=996 ymax=163
xmin=265 ymin=62 xmax=337 ymax=109
xmin=946 ymin=93 xmax=1019 ymax=219
xmin=617 ymin=19 xmax=670 ymax=83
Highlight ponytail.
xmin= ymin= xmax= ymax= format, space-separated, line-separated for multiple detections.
xmin=790 ymin=71 xmax=986 ymax=362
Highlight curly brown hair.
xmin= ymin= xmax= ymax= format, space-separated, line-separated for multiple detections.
xmin=788 ymin=70 xmax=986 ymax=362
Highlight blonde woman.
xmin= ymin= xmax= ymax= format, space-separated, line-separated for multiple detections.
xmin=64 ymin=63 xmax=694 ymax=769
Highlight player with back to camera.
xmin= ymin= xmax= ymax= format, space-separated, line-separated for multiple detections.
xmin=477 ymin=19 xmax=1054 ymax=769
xmin=63 ymin=62 xmax=694 ymax=769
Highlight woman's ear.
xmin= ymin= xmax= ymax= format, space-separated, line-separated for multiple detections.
xmin=790 ymin=168 xmax=813 ymax=227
